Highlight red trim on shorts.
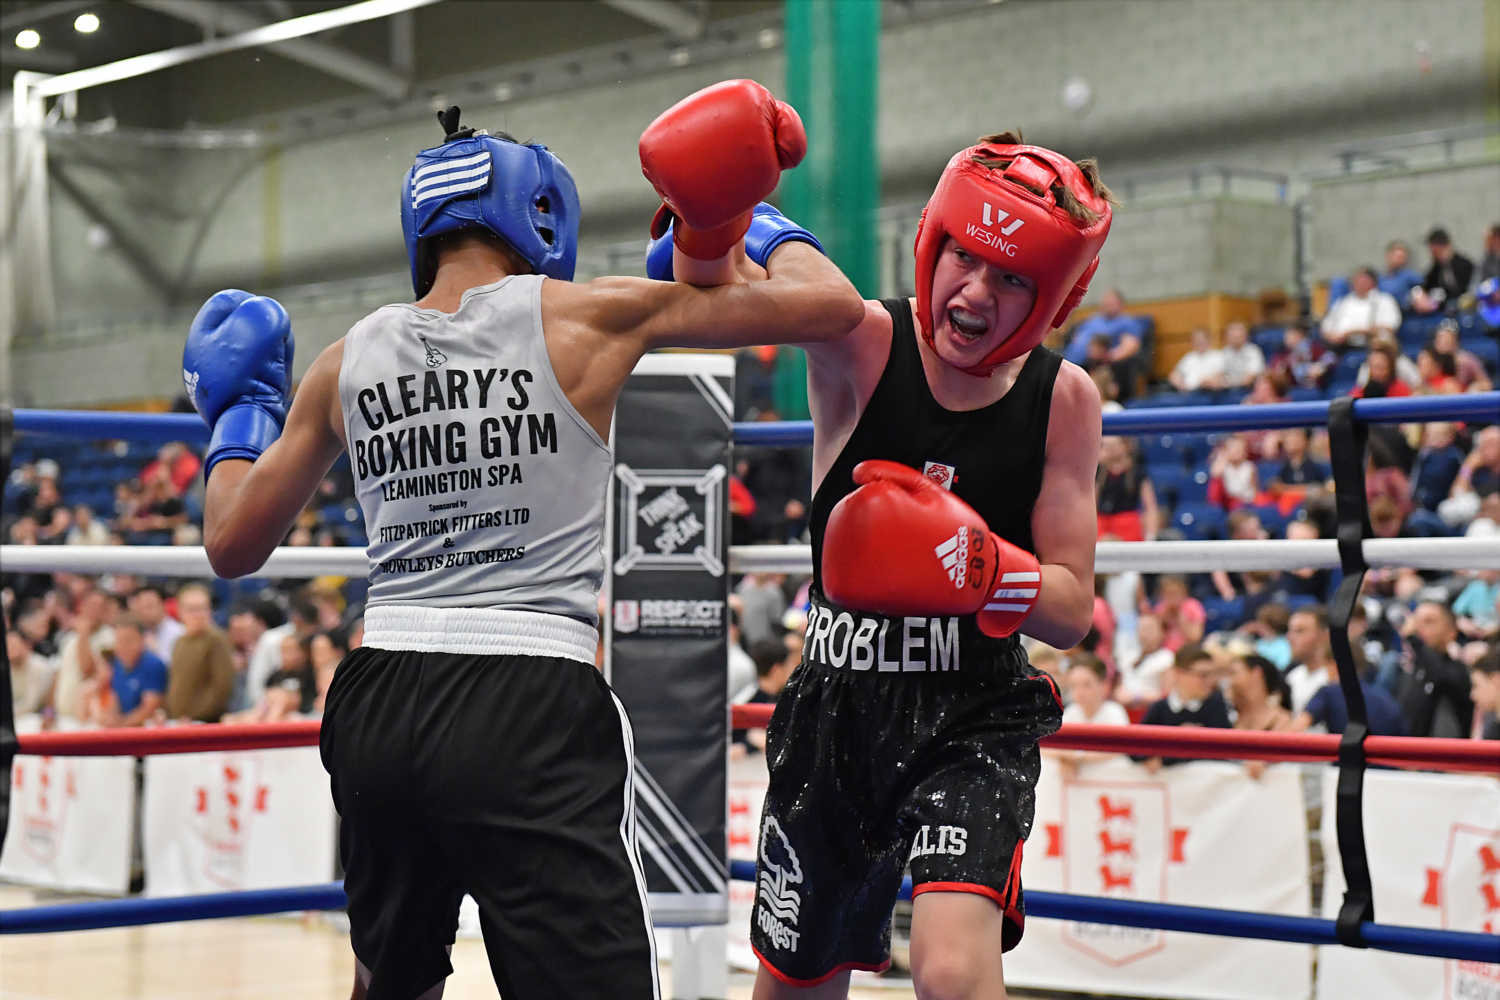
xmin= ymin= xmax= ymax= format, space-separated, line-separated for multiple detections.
xmin=910 ymin=881 xmax=1008 ymax=907
xmin=752 ymin=944 xmax=891 ymax=988
xmin=1039 ymin=672 xmax=1063 ymax=711
xmin=1002 ymin=840 xmax=1026 ymax=934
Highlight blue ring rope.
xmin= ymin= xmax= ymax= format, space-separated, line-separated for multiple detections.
xmin=3 ymin=871 xmax=1495 ymax=963
xmin=11 ymin=393 xmax=1498 ymax=447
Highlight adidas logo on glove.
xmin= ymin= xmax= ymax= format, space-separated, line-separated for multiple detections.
xmin=934 ymin=527 xmax=970 ymax=590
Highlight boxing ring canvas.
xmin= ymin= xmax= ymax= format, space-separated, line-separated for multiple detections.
xmin=605 ymin=353 xmax=735 ymax=928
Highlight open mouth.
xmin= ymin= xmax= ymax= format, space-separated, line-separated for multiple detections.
xmin=947 ymin=306 xmax=988 ymax=341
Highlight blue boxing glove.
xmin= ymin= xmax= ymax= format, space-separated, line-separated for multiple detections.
xmin=646 ymin=202 xmax=824 ymax=281
xmin=182 ymin=290 xmax=294 ymax=481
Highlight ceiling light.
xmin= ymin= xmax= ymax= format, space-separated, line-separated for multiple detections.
xmin=75 ymin=13 xmax=100 ymax=33
xmin=16 ymin=29 xmax=40 ymax=49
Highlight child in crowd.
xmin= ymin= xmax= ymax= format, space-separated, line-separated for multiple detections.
xmin=1116 ymin=613 xmax=1178 ymax=707
xmin=1409 ymin=423 xmax=1466 ymax=513
xmin=1270 ymin=427 xmax=1328 ymax=490
xmin=1137 ymin=645 xmax=1234 ymax=772
xmin=1151 ymin=575 xmax=1206 ymax=651
xmin=1027 ymin=644 xmax=1067 ymax=694
xmin=732 ymin=636 xmax=797 ymax=755
xmin=1210 ymin=434 xmax=1258 ymax=509
xmin=1052 ymin=656 xmax=1130 ymax=780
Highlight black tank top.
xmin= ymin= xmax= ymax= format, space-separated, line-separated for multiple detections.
xmin=1096 ymin=466 xmax=1141 ymax=515
xmin=802 ymin=298 xmax=1061 ymax=673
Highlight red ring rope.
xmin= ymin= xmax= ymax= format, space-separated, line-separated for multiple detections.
xmin=14 ymin=713 xmax=1498 ymax=774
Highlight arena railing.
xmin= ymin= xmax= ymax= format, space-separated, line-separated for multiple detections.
xmin=2 ymin=392 xmax=1498 ymax=957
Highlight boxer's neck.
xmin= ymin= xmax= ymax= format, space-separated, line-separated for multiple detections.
xmin=909 ymin=298 xmax=1026 ymax=411
xmin=418 ymin=238 xmax=526 ymax=314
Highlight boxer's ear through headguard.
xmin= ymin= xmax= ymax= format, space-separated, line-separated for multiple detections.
xmin=402 ymin=106 xmax=581 ymax=297
xmin=913 ymin=137 xmax=1114 ymax=376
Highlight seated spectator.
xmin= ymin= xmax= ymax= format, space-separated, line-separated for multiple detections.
xmin=225 ymin=601 xmax=273 ymax=712
xmin=139 ymin=442 xmax=201 ymax=496
xmin=1169 ymin=327 xmax=1223 ymax=392
xmin=8 ymin=628 xmax=54 ymax=716
xmin=1209 ymin=434 xmax=1258 ymax=510
xmin=65 ymin=504 xmax=110 ymax=546
xmin=26 ymin=473 xmax=72 ymax=543
xmin=1322 ymin=267 xmax=1400 ymax=350
xmin=246 ymin=591 xmax=318 ymax=705
xmin=1062 ymin=289 xmax=1146 ymax=400
xmin=164 ymin=584 xmax=235 ymax=723
xmin=1410 ymin=423 xmax=1466 ymax=512
xmin=1415 ymin=346 xmax=1463 ymax=394
xmin=1152 ymin=575 xmax=1206 ymax=652
xmin=1471 ymin=648 xmax=1500 ymax=740
xmin=1218 ymin=321 xmax=1264 ymax=389
xmin=1351 ymin=342 xmax=1411 ymax=399
xmin=1137 ymin=645 xmax=1234 ymax=772
xmin=123 ymin=464 xmax=189 ymax=542
xmin=104 ymin=614 xmax=168 ymax=727
xmin=1091 ymin=366 xmax=1123 ymax=413
xmin=1395 ymin=601 xmax=1475 ymax=739
xmin=1095 ymin=436 xmax=1159 ymax=542
xmin=1379 ymin=239 xmax=1423 ymax=307
xmin=1412 ymin=227 xmax=1474 ymax=314
xmin=130 ymin=585 xmax=184 ymax=663
xmin=309 ymin=629 xmax=348 ymax=717
xmin=1082 ymin=334 xmax=1112 ymax=372
xmin=1211 ymin=510 xmax=1270 ymax=600
xmin=1431 ymin=321 xmax=1493 ymax=392
xmin=732 ymin=636 xmax=795 ymax=755
xmin=1230 ymin=653 xmax=1293 ymax=777
xmin=1027 ymin=644 xmax=1066 ymax=692
xmin=1481 ymin=223 xmax=1500 ymax=285
xmin=274 ymin=633 xmax=317 ymax=715
xmin=1116 ymin=613 xmax=1176 ymax=706
xmin=222 ymin=671 xmax=307 ymax=725
xmin=1243 ymin=602 xmax=1293 ymax=669
xmin=1284 ymin=605 xmax=1332 ymax=714
xmin=1280 ymin=521 xmax=1332 ymax=599
xmin=1270 ymin=322 xmax=1330 ymax=389
xmin=1270 ymin=428 xmax=1329 ymax=490
xmin=1291 ymin=651 xmax=1406 ymax=736
xmin=1053 ymin=656 xmax=1130 ymax=779
xmin=1453 ymin=570 xmax=1499 ymax=643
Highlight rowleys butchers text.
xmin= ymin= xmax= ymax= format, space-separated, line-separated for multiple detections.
xmin=351 ymin=367 xmax=557 ymax=500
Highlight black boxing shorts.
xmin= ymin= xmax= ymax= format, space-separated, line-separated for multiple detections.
xmin=321 ymin=645 xmax=659 ymax=1000
xmin=748 ymin=602 xmax=1062 ymax=987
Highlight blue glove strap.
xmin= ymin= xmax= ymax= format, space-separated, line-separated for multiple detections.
xmin=743 ymin=203 xmax=824 ymax=268
xmin=644 ymin=203 xmax=824 ymax=283
xmin=204 ymin=404 xmax=283 ymax=481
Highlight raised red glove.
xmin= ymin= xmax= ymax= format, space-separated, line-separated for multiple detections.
xmin=639 ymin=79 xmax=806 ymax=260
xmin=822 ymin=460 xmax=1041 ymax=638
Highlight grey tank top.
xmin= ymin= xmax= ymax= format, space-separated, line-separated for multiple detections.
xmin=338 ymin=274 xmax=611 ymax=624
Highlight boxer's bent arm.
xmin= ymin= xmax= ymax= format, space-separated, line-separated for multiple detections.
xmin=1024 ymin=362 xmax=1102 ymax=648
xmin=204 ymin=341 xmax=348 ymax=579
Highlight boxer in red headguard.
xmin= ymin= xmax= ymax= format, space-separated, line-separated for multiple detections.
xmin=650 ymin=127 xmax=1114 ymax=998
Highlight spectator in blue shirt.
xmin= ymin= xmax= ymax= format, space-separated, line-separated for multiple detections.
xmin=1062 ymin=289 xmax=1146 ymax=398
xmin=110 ymin=614 xmax=168 ymax=727
xmin=1378 ymin=240 xmax=1423 ymax=308
xmin=1410 ymin=422 xmax=1466 ymax=512
xmin=1291 ymin=646 xmax=1406 ymax=736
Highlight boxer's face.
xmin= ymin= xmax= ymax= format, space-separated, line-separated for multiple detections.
xmin=929 ymin=237 xmax=1037 ymax=368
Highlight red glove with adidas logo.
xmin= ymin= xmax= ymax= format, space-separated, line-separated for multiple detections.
xmin=822 ymin=460 xmax=1041 ymax=637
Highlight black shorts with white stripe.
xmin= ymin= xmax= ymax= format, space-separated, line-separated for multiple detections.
xmin=321 ymin=646 xmax=659 ymax=1000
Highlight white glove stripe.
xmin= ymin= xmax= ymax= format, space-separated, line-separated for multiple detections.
xmin=992 ymin=588 xmax=1037 ymax=599
xmin=984 ymin=602 xmax=1031 ymax=612
xmin=1000 ymin=571 xmax=1040 ymax=583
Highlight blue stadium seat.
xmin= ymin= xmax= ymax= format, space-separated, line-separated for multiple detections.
xmin=1256 ymin=460 xmax=1282 ymax=485
xmin=1328 ymin=380 xmax=1357 ymax=399
xmin=1173 ymin=502 xmax=1226 ymax=540
xmin=1328 ymin=276 xmax=1350 ymax=306
xmin=1177 ymin=469 xmax=1211 ymax=504
xmin=1141 ymin=435 xmax=1186 ymax=468
xmin=1251 ymin=325 xmax=1286 ymax=355
xmin=1202 ymin=596 xmax=1246 ymax=633
xmin=1287 ymin=386 xmax=1328 ymax=402
xmin=1251 ymin=503 xmax=1292 ymax=538
xmin=1178 ymin=436 xmax=1214 ymax=467
xmin=1146 ymin=465 xmax=1187 ymax=505
xmin=1398 ymin=314 xmax=1444 ymax=347
xmin=1334 ymin=351 xmax=1367 ymax=378
xmin=1461 ymin=336 xmax=1499 ymax=373
xmin=1284 ymin=594 xmax=1318 ymax=612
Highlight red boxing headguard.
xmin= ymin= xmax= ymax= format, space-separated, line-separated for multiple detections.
xmin=914 ymin=141 xmax=1112 ymax=376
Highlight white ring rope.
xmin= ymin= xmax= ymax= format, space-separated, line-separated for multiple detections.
xmin=2 ymin=538 xmax=1496 ymax=579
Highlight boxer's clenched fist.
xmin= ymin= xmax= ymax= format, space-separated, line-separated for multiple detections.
xmin=822 ymin=460 xmax=1042 ymax=638
xmin=183 ymin=290 xmax=294 ymax=479
xmin=639 ymin=79 xmax=806 ymax=260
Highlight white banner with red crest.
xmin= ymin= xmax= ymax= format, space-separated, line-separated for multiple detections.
xmin=1004 ymin=756 xmax=1314 ymax=1000
xmin=0 ymin=718 xmax=135 ymax=895
xmin=142 ymin=746 xmax=336 ymax=896
xmin=1316 ymin=768 xmax=1500 ymax=1000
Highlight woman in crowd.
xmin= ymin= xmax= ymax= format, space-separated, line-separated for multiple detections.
xmin=223 ymin=633 xmax=314 ymax=723
xmin=1096 ymin=436 xmax=1160 ymax=542
xmin=1432 ymin=321 xmax=1493 ymax=392
xmin=308 ymin=628 xmax=348 ymax=717
xmin=1415 ymin=346 xmax=1463 ymax=395
xmin=1352 ymin=343 xmax=1411 ymax=398
xmin=1229 ymin=653 xmax=1293 ymax=778
xmin=1151 ymin=575 xmax=1207 ymax=652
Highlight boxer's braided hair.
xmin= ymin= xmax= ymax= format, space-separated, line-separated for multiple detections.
xmin=972 ymin=130 xmax=1117 ymax=226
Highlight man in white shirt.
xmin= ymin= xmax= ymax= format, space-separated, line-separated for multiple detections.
xmin=1283 ymin=605 xmax=1332 ymax=714
xmin=129 ymin=586 xmax=184 ymax=664
xmin=1168 ymin=327 xmax=1224 ymax=391
xmin=1321 ymin=267 xmax=1401 ymax=350
xmin=1218 ymin=321 xmax=1265 ymax=388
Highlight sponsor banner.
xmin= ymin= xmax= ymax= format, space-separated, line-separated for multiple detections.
xmin=607 ymin=353 xmax=734 ymax=925
xmin=143 ymin=747 xmax=336 ymax=896
xmin=1317 ymin=768 xmax=1500 ymax=1000
xmin=0 ymin=717 xmax=134 ymax=895
xmin=1006 ymin=756 xmax=1313 ymax=1000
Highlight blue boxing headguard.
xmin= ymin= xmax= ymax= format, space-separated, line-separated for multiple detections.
xmin=401 ymin=114 xmax=579 ymax=297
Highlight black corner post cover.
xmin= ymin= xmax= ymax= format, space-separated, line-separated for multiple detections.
xmin=1325 ymin=397 xmax=1375 ymax=947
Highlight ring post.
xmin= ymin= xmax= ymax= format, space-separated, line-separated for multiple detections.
xmin=1325 ymin=396 xmax=1374 ymax=948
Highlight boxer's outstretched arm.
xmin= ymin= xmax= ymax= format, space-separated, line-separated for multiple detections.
xmin=1024 ymin=361 xmax=1102 ymax=648
xmin=203 ymin=342 xmax=347 ymax=578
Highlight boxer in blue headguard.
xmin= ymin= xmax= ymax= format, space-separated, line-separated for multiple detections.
xmin=183 ymin=97 xmax=862 ymax=1000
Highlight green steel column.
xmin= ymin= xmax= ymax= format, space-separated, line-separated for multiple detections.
xmin=782 ymin=0 xmax=881 ymax=298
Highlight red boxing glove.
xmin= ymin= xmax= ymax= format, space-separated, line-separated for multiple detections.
xmin=639 ymin=79 xmax=806 ymax=260
xmin=822 ymin=460 xmax=1041 ymax=638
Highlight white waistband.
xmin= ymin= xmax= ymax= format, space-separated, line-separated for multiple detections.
xmin=362 ymin=605 xmax=598 ymax=664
